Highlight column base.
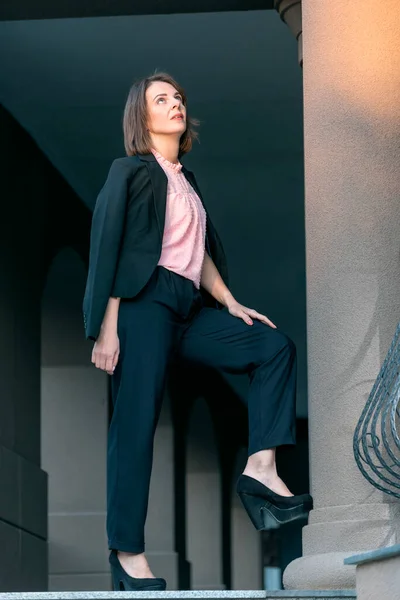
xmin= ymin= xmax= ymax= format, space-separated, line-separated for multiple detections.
xmin=283 ymin=502 xmax=400 ymax=589
xmin=283 ymin=552 xmax=356 ymax=590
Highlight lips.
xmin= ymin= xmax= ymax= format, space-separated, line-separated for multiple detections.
xmin=171 ymin=113 xmax=184 ymax=120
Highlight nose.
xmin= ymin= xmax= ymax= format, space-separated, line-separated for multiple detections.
xmin=172 ymin=97 xmax=182 ymax=110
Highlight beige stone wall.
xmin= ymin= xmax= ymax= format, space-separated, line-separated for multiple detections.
xmin=284 ymin=0 xmax=400 ymax=589
xmin=356 ymin=554 xmax=400 ymax=600
xmin=41 ymin=249 xmax=110 ymax=590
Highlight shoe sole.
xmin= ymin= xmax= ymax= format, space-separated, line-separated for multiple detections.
xmin=238 ymin=491 xmax=311 ymax=528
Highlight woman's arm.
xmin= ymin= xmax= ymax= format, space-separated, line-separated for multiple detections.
xmin=200 ymin=251 xmax=235 ymax=308
xmin=91 ymin=296 xmax=121 ymax=375
xmin=200 ymin=252 xmax=277 ymax=329
xmin=100 ymin=296 xmax=121 ymax=335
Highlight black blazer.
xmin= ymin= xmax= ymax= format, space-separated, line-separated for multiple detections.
xmin=82 ymin=152 xmax=229 ymax=341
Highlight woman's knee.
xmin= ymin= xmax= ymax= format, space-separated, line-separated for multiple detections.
xmin=270 ymin=329 xmax=296 ymax=358
xmin=282 ymin=332 xmax=296 ymax=355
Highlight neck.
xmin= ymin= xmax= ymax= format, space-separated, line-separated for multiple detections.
xmin=150 ymin=135 xmax=180 ymax=164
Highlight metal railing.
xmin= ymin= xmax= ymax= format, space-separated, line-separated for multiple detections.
xmin=353 ymin=322 xmax=400 ymax=498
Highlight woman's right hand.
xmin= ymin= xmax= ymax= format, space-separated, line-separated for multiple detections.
xmin=91 ymin=328 xmax=120 ymax=375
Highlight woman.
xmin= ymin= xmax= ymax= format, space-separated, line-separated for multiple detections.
xmin=83 ymin=72 xmax=312 ymax=591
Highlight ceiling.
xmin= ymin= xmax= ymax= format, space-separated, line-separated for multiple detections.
xmin=0 ymin=9 xmax=302 ymax=209
xmin=0 ymin=0 xmax=274 ymax=20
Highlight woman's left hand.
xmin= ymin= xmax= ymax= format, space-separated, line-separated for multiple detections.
xmin=227 ymin=299 xmax=277 ymax=329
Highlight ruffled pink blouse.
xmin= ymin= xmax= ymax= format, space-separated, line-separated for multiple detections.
xmin=152 ymin=149 xmax=206 ymax=289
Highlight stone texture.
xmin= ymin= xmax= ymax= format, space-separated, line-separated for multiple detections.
xmin=0 ymin=446 xmax=19 ymax=526
xmin=0 ymin=522 xmax=47 ymax=593
xmin=283 ymin=553 xmax=356 ymax=590
xmin=20 ymin=532 xmax=48 ymax=592
xmin=344 ymin=543 xmax=400 ymax=566
xmin=49 ymin=577 xmax=112 ymax=593
xmin=19 ymin=455 xmax=48 ymax=539
xmin=283 ymin=0 xmax=400 ymax=589
xmin=345 ymin=545 xmax=400 ymax=600
xmin=354 ymin=555 xmax=400 ymax=600
xmin=41 ymin=363 xmax=109 ymax=587
xmin=231 ymin=448 xmax=262 ymax=590
xmin=186 ymin=399 xmax=223 ymax=590
xmin=0 ymin=592 xmax=356 ymax=600
xmin=0 ymin=521 xmax=20 ymax=592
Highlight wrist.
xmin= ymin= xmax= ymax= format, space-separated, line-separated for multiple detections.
xmin=100 ymin=318 xmax=117 ymax=336
xmin=220 ymin=289 xmax=235 ymax=308
xmin=101 ymin=297 xmax=120 ymax=333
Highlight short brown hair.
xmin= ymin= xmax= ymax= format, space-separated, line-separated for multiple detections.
xmin=123 ymin=72 xmax=199 ymax=157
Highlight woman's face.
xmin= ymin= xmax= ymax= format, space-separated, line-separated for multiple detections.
xmin=146 ymin=81 xmax=187 ymax=137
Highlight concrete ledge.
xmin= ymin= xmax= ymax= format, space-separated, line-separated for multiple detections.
xmin=344 ymin=543 xmax=400 ymax=566
xmin=344 ymin=544 xmax=400 ymax=600
xmin=0 ymin=591 xmax=357 ymax=599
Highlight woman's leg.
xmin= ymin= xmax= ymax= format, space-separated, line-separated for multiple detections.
xmin=108 ymin=282 xmax=182 ymax=576
xmin=107 ymin=267 xmax=199 ymax=578
xmin=177 ymin=307 xmax=297 ymax=493
xmin=243 ymin=448 xmax=292 ymax=496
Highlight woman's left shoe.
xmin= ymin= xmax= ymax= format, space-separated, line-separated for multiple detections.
xmin=109 ymin=549 xmax=167 ymax=591
xmin=236 ymin=474 xmax=313 ymax=528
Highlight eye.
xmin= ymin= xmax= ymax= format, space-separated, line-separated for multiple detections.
xmin=156 ymin=97 xmax=166 ymax=104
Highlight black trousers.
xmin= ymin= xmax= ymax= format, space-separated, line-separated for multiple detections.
xmin=108 ymin=266 xmax=297 ymax=553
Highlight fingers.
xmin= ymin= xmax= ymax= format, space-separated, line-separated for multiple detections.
xmin=245 ymin=309 xmax=277 ymax=329
xmin=229 ymin=305 xmax=253 ymax=326
xmin=254 ymin=312 xmax=277 ymax=328
xmin=94 ymin=352 xmax=106 ymax=371
xmin=105 ymin=355 xmax=114 ymax=375
xmin=91 ymin=349 xmax=119 ymax=375
xmin=107 ymin=352 xmax=119 ymax=375
xmin=230 ymin=305 xmax=271 ymax=327
xmin=241 ymin=312 xmax=253 ymax=326
xmin=112 ymin=354 xmax=119 ymax=370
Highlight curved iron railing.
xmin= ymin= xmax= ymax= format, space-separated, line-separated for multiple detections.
xmin=353 ymin=322 xmax=400 ymax=499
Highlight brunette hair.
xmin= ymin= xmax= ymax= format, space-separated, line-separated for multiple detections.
xmin=122 ymin=71 xmax=199 ymax=157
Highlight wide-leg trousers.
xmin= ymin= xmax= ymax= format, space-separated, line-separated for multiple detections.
xmin=107 ymin=266 xmax=297 ymax=553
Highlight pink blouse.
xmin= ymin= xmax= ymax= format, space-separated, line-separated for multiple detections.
xmin=152 ymin=149 xmax=206 ymax=289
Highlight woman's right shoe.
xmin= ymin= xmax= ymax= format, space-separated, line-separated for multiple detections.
xmin=109 ymin=549 xmax=167 ymax=591
xmin=236 ymin=474 xmax=313 ymax=528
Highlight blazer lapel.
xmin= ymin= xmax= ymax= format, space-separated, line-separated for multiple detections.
xmin=182 ymin=166 xmax=215 ymax=258
xmin=182 ymin=167 xmax=207 ymax=208
xmin=138 ymin=153 xmax=167 ymax=239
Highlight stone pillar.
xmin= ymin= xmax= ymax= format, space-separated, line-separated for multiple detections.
xmin=146 ymin=391 xmax=180 ymax=589
xmin=41 ymin=249 xmax=111 ymax=591
xmin=274 ymin=0 xmax=303 ymax=66
xmin=231 ymin=447 xmax=262 ymax=590
xmin=284 ymin=0 xmax=400 ymax=589
xmin=186 ymin=398 xmax=224 ymax=590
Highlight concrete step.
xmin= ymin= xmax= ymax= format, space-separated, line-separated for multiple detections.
xmin=0 ymin=591 xmax=357 ymax=600
xmin=345 ymin=543 xmax=400 ymax=600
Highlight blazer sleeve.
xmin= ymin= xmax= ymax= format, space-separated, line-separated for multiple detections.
xmin=82 ymin=158 xmax=135 ymax=341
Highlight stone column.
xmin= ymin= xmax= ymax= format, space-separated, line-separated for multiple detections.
xmin=41 ymin=249 xmax=111 ymax=591
xmin=231 ymin=447 xmax=262 ymax=590
xmin=284 ymin=0 xmax=400 ymax=589
xmin=186 ymin=398 xmax=224 ymax=590
xmin=146 ymin=391 xmax=180 ymax=589
xmin=274 ymin=0 xmax=303 ymax=66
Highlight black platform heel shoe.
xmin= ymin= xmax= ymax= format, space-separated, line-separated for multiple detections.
xmin=109 ymin=549 xmax=167 ymax=591
xmin=236 ymin=474 xmax=313 ymax=528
